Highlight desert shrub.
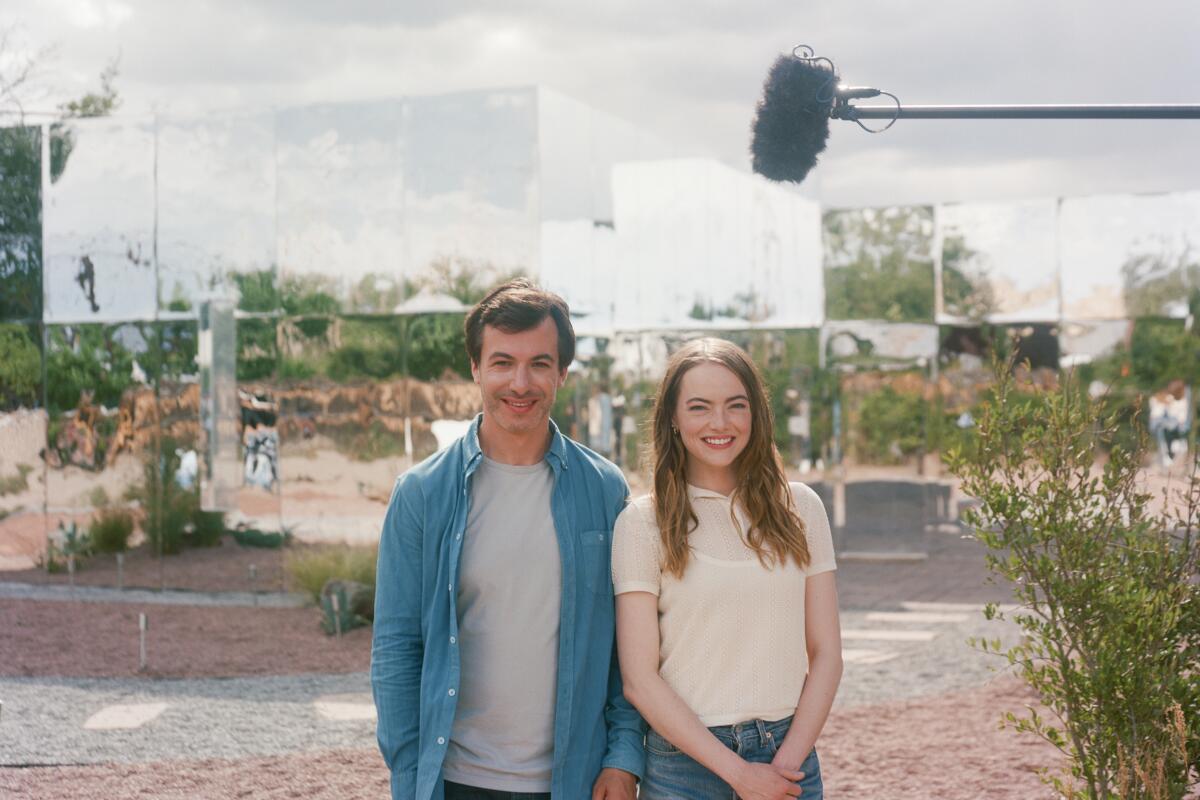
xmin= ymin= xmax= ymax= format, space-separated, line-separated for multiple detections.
xmin=947 ymin=359 xmax=1200 ymax=799
xmin=124 ymin=440 xmax=198 ymax=555
xmin=89 ymin=507 xmax=134 ymax=553
xmin=285 ymin=545 xmax=378 ymax=605
xmin=42 ymin=520 xmax=92 ymax=572
xmin=230 ymin=526 xmax=289 ymax=549
xmin=190 ymin=510 xmax=226 ymax=548
xmin=0 ymin=463 xmax=33 ymax=496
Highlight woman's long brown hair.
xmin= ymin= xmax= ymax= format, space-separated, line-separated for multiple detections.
xmin=650 ymin=337 xmax=810 ymax=577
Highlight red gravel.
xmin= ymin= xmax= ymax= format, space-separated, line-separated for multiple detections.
xmin=0 ymin=679 xmax=1066 ymax=799
xmin=3 ymin=536 xmax=291 ymax=595
xmin=0 ymin=599 xmax=370 ymax=679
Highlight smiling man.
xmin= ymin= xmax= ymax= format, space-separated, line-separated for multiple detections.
xmin=372 ymin=278 xmax=644 ymax=800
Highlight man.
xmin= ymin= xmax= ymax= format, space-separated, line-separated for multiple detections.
xmin=372 ymin=279 xmax=643 ymax=800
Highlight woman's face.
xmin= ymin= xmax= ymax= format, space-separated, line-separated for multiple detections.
xmin=672 ymin=361 xmax=752 ymax=481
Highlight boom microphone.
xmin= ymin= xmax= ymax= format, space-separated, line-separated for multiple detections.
xmin=749 ymin=47 xmax=838 ymax=185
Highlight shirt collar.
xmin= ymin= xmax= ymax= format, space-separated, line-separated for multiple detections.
xmin=463 ymin=413 xmax=569 ymax=475
xmin=686 ymin=483 xmax=732 ymax=501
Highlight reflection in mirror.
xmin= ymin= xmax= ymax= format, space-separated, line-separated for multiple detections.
xmin=403 ymin=90 xmax=538 ymax=282
xmin=1060 ymin=191 xmax=1200 ymax=320
xmin=276 ymin=101 xmax=405 ymax=313
xmin=823 ymin=205 xmax=935 ymax=323
xmin=605 ymin=160 xmax=823 ymax=329
xmin=43 ymin=117 xmax=156 ymax=323
xmin=938 ymin=199 xmax=1059 ymax=324
xmin=0 ymin=125 xmax=43 ymax=322
xmin=28 ymin=323 xmax=151 ymax=586
xmin=157 ymin=112 xmax=275 ymax=312
xmin=0 ymin=322 xmax=45 ymax=571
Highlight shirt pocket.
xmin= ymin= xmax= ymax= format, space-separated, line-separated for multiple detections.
xmin=580 ymin=529 xmax=611 ymax=594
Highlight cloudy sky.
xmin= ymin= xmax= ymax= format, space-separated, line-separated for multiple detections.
xmin=3 ymin=0 xmax=1199 ymax=208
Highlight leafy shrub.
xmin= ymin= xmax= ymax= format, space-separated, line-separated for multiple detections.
xmin=285 ymin=545 xmax=378 ymax=605
xmin=89 ymin=507 xmax=134 ymax=553
xmin=853 ymin=386 xmax=928 ymax=464
xmin=43 ymin=521 xmax=92 ymax=572
xmin=947 ymin=360 xmax=1200 ymax=799
xmin=230 ymin=527 xmax=289 ymax=549
xmin=124 ymin=440 xmax=198 ymax=555
xmin=190 ymin=510 xmax=226 ymax=548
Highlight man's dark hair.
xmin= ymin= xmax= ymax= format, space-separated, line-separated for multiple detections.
xmin=464 ymin=278 xmax=575 ymax=369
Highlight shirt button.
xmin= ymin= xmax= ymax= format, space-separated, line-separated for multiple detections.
xmin=450 ymin=636 xmax=456 ymax=644
xmin=448 ymin=689 xmax=456 ymax=696
xmin=448 ymin=583 xmax=452 ymax=592
xmin=437 ymin=737 xmax=445 ymax=745
xmin=456 ymin=533 xmax=462 ymax=540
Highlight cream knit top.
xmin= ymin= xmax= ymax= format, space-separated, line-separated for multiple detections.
xmin=612 ymin=482 xmax=836 ymax=726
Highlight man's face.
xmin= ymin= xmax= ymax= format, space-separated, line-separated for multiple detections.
xmin=472 ymin=317 xmax=567 ymax=439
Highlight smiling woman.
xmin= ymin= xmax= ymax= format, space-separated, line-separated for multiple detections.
xmin=614 ymin=337 xmax=842 ymax=800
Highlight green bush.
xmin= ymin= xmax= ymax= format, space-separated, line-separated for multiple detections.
xmin=0 ymin=463 xmax=33 ymax=496
xmin=190 ymin=509 xmax=226 ymax=548
xmin=947 ymin=360 xmax=1200 ymax=799
xmin=43 ymin=521 xmax=92 ymax=572
xmin=124 ymin=441 xmax=198 ymax=556
xmin=853 ymin=385 xmax=928 ymax=464
xmin=89 ymin=507 xmax=134 ymax=553
xmin=230 ymin=527 xmax=289 ymax=549
xmin=285 ymin=545 xmax=378 ymax=605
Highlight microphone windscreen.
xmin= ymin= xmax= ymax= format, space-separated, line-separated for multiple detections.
xmin=750 ymin=54 xmax=837 ymax=184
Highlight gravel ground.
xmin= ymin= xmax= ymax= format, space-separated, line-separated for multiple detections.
xmin=0 ymin=673 xmax=374 ymax=766
xmin=0 ymin=679 xmax=1063 ymax=800
xmin=0 ymin=582 xmax=306 ymax=608
xmin=0 ymin=599 xmax=371 ymax=679
xmin=4 ymin=537 xmax=291 ymax=594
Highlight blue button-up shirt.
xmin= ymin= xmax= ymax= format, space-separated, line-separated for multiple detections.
xmin=371 ymin=415 xmax=646 ymax=799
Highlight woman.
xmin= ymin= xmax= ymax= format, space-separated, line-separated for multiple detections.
xmin=613 ymin=338 xmax=841 ymax=799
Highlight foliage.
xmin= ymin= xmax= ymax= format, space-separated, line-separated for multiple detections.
xmin=852 ymin=385 xmax=928 ymax=464
xmin=0 ymin=126 xmax=43 ymax=320
xmin=0 ymin=323 xmax=39 ymax=410
xmin=43 ymin=520 xmax=92 ymax=572
xmin=45 ymin=325 xmax=135 ymax=413
xmin=421 ymin=255 xmax=519 ymax=305
xmin=285 ymin=544 xmax=378 ymax=604
xmin=50 ymin=57 xmax=122 ymax=183
xmin=946 ymin=360 xmax=1200 ymax=799
xmin=236 ymin=317 xmax=277 ymax=381
xmin=191 ymin=510 xmax=225 ymax=548
xmin=230 ymin=527 xmax=289 ymax=549
xmin=942 ymin=234 xmax=997 ymax=321
xmin=823 ymin=206 xmax=936 ymax=322
xmin=406 ymin=313 xmax=470 ymax=381
xmin=89 ymin=507 xmax=134 ymax=553
xmin=124 ymin=440 xmax=198 ymax=556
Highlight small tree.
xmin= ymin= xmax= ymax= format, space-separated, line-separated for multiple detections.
xmin=947 ymin=361 xmax=1200 ymax=799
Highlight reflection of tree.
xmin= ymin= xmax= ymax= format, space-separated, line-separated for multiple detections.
xmin=687 ymin=290 xmax=775 ymax=323
xmin=1120 ymin=242 xmax=1199 ymax=318
xmin=0 ymin=323 xmax=40 ymax=409
xmin=422 ymin=254 xmax=522 ymax=305
xmin=941 ymin=234 xmax=996 ymax=321
xmin=0 ymin=125 xmax=41 ymax=320
xmin=823 ymin=206 xmax=935 ymax=322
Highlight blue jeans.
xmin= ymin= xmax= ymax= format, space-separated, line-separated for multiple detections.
xmin=442 ymin=780 xmax=550 ymax=800
xmin=641 ymin=716 xmax=823 ymax=799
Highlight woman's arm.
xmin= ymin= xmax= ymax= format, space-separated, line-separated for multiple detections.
xmin=616 ymin=592 xmax=804 ymax=797
xmin=771 ymin=570 xmax=843 ymax=770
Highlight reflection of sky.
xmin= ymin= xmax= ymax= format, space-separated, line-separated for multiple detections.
xmin=1060 ymin=192 xmax=1200 ymax=320
xmin=605 ymin=158 xmax=822 ymax=329
xmin=157 ymin=111 xmax=276 ymax=305
xmin=1059 ymin=319 xmax=1129 ymax=359
xmin=938 ymin=199 xmax=1059 ymax=323
xmin=43 ymin=117 xmax=156 ymax=323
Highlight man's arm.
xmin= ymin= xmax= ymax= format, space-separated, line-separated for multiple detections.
xmin=371 ymin=473 xmax=426 ymax=798
xmin=599 ymin=478 xmax=646 ymax=782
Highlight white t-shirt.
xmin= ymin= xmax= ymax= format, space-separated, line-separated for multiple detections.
xmin=612 ymin=481 xmax=836 ymax=726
